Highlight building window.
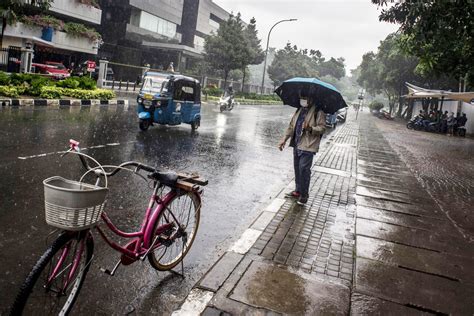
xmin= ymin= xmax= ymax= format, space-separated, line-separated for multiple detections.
xmin=209 ymin=18 xmax=220 ymax=29
xmin=193 ymin=35 xmax=205 ymax=49
xmin=139 ymin=11 xmax=177 ymax=38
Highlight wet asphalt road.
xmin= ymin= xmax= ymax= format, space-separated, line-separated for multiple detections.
xmin=0 ymin=103 xmax=298 ymax=314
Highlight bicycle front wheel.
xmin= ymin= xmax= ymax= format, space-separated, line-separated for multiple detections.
xmin=10 ymin=230 xmax=94 ymax=316
xmin=148 ymin=191 xmax=201 ymax=271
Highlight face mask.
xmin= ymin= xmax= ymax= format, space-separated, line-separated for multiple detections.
xmin=300 ymin=99 xmax=308 ymax=107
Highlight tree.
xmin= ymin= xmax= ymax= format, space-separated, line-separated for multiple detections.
xmin=318 ymin=57 xmax=345 ymax=79
xmin=1 ymin=0 xmax=53 ymax=47
xmin=204 ymin=13 xmax=247 ymax=87
xmin=358 ymin=34 xmax=422 ymax=115
xmin=372 ymin=0 xmax=474 ymax=90
xmin=239 ymin=17 xmax=264 ymax=91
xmin=267 ymin=43 xmax=319 ymax=86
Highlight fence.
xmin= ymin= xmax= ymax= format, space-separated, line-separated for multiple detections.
xmin=97 ymin=60 xmax=274 ymax=94
xmin=0 ymin=47 xmax=21 ymax=73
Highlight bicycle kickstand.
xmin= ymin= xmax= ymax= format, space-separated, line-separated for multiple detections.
xmin=169 ymin=256 xmax=185 ymax=278
xmin=100 ymin=259 xmax=121 ymax=276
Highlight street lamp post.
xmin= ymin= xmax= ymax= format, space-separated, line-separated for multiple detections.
xmin=261 ymin=18 xmax=297 ymax=94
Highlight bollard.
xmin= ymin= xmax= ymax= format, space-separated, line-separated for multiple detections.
xmin=119 ymin=80 xmax=122 ymax=90
xmin=126 ymin=81 xmax=129 ymax=91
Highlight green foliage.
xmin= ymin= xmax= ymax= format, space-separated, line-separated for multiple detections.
xmin=0 ymin=85 xmax=19 ymax=97
xmin=204 ymin=14 xmax=248 ymax=84
xmin=10 ymin=73 xmax=35 ymax=85
xmin=372 ymin=0 xmax=474 ymax=84
xmin=29 ymin=76 xmax=54 ymax=95
xmin=0 ymin=71 xmax=10 ymax=85
xmin=39 ymin=86 xmax=63 ymax=99
xmin=20 ymin=15 xmax=64 ymax=29
xmin=235 ymin=92 xmax=279 ymax=101
xmin=267 ymin=43 xmax=345 ymax=86
xmin=63 ymin=22 xmax=101 ymax=41
xmin=76 ymin=76 xmax=96 ymax=90
xmin=40 ymin=86 xmax=115 ymax=100
xmin=318 ymin=57 xmax=346 ymax=79
xmin=368 ymin=100 xmax=384 ymax=111
xmin=56 ymin=76 xmax=96 ymax=90
xmin=202 ymin=87 xmax=223 ymax=97
xmin=56 ymin=77 xmax=80 ymax=89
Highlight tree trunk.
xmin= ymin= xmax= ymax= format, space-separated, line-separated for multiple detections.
xmin=406 ymin=99 xmax=414 ymax=119
xmin=241 ymin=66 xmax=246 ymax=93
xmin=223 ymin=69 xmax=229 ymax=90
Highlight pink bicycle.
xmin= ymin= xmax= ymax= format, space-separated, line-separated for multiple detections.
xmin=10 ymin=140 xmax=207 ymax=315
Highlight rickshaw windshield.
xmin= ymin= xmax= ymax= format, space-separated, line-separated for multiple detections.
xmin=141 ymin=76 xmax=166 ymax=94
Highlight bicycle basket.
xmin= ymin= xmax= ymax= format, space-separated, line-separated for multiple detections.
xmin=43 ymin=176 xmax=108 ymax=231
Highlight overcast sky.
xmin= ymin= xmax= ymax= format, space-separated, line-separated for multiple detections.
xmin=213 ymin=0 xmax=399 ymax=73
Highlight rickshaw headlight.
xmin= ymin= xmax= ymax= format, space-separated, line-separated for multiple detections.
xmin=137 ymin=97 xmax=143 ymax=104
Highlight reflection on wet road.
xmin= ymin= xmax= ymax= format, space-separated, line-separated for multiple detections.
xmin=0 ymin=103 xmax=297 ymax=314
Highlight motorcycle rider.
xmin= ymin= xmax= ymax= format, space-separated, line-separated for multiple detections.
xmin=224 ymin=85 xmax=234 ymax=108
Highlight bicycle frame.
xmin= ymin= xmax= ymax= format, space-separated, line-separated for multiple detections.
xmin=95 ymin=184 xmax=181 ymax=262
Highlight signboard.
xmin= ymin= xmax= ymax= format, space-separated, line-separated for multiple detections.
xmin=86 ymin=61 xmax=96 ymax=72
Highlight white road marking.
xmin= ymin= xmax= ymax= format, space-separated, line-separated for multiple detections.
xmin=228 ymin=228 xmax=262 ymax=254
xmin=171 ymin=288 xmax=214 ymax=316
xmin=17 ymin=141 xmax=135 ymax=160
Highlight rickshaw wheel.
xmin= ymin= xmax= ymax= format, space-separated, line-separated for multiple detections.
xmin=191 ymin=118 xmax=200 ymax=130
xmin=139 ymin=119 xmax=150 ymax=131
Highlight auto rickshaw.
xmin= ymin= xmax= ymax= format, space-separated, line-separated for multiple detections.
xmin=137 ymin=72 xmax=201 ymax=131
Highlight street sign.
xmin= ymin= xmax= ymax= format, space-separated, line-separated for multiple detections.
xmin=86 ymin=61 xmax=96 ymax=72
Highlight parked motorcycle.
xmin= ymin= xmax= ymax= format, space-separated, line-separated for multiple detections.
xmin=406 ymin=115 xmax=424 ymax=130
xmin=219 ymin=95 xmax=234 ymax=112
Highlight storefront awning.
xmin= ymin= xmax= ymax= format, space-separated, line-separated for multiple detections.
xmin=405 ymin=82 xmax=474 ymax=103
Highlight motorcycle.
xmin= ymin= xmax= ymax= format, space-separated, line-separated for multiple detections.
xmin=406 ymin=115 xmax=424 ymax=130
xmin=219 ymin=95 xmax=235 ymax=112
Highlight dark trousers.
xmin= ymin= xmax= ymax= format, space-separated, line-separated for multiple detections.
xmin=293 ymin=149 xmax=314 ymax=198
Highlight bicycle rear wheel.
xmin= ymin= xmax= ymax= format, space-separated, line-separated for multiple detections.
xmin=10 ymin=230 xmax=94 ymax=315
xmin=148 ymin=191 xmax=200 ymax=271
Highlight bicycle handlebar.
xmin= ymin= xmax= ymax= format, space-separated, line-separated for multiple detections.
xmin=67 ymin=139 xmax=156 ymax=177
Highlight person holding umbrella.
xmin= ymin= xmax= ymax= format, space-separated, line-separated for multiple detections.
xmin=278 ymin=94 xmax=326 ymax=205
xmin=275 ymin=77 xmax=347 ymax=205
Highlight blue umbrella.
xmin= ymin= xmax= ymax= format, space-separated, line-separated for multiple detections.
xmin=275 ymin=77 xmax=347 ymax=114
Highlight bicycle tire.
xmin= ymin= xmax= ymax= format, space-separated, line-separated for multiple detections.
xmin=148 ymin=191 xmax=200 ymax=271
xmin=10 ymin=231 xmax=94 ymax=316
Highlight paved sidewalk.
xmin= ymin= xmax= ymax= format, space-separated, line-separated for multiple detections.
xmin=173 ymin=112 xmax=474 ymax=315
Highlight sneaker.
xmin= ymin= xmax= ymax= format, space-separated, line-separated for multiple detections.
xmin=296 ymin=196 xmax=308 ymax=205
xmin=284 ymin=191 xmax=300 ymax=199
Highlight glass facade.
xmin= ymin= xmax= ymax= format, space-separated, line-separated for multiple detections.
xmin=139 ymin=10 xmax=177 ymax=38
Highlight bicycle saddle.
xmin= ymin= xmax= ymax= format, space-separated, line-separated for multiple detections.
xmin=149 ymin=171 xmax=178 ymax=187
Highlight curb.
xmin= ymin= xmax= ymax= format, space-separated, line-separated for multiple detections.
xmin=0 ymin=99 xmax=129 ymax=107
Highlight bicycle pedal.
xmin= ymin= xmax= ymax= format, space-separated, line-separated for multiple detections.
xmin=100 ymin=259 xmax=121 ymax=276
xmin=100 ymin=267 xmax=113 ymax=275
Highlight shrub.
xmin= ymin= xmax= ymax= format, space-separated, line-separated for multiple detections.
xmin=368 ymin=100 xmax=384 ymax=111
xmin=20 ymin=15 xmax=64 ymax=30
xmin=10 ymin=73 xmax=35 ymax=85
xmin=40 ymin=86 xmax=63 ymax=99
xmin=0 ymin=72 xmax=10 ymax=85
xmin=40 ymin=86 xmax=115 ymax=100
xmin=202 ymin=87 xmax=223 ymax=96
xmin=56 ymin=77 xmax=80 ymax=89
xmin=28 ymin=76 xmax=54 ymax=96
xmin=76 ymin=76 xmax=96 ymax=90
xmin=64 ymin=22 xmax=102 ymax=41
xmin=0 ymin=86 xmax=19 ymax=98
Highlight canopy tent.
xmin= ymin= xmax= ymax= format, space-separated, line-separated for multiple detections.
xmin=404 ymin=82 xmax=474 ymax=103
